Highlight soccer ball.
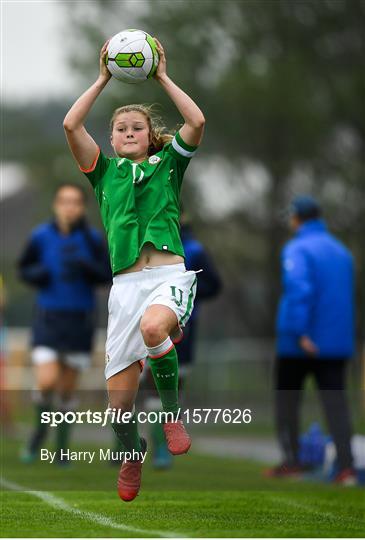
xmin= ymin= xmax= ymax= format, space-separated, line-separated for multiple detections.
xmin=106 ymin=29 xmax=159 ymax=84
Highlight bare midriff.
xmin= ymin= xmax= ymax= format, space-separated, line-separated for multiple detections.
xmin=116 ymin=243 xmax=184 ymax=275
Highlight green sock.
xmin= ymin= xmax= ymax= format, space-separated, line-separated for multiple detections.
xmin=36 ymin=401 xmax=50 ymax=428
xmin=55 ymin=398 xmax=75 ymax=457
xmin=56 ymin=421 xmax=72 ymax=452
xmin=149 ymin=347 xmax=179 ymax=414
xmin=113 ymin=432 xmax=124 ymax=453
xmin=111 ymin=413 xmax=142 ymax=453
xmin=29 ymin=401 xmax=51 ymax=454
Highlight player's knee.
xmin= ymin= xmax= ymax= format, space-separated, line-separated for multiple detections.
xmin=140 ymin=319 xmax=167 ymax=347
xmin=38 ymin=380 xmax=57 ymax=394
xmin=108 ymin=395 xmax=135 ymax=413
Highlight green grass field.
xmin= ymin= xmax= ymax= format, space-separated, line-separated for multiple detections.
xmin=1 ymin=439 xmax=364 ymax=537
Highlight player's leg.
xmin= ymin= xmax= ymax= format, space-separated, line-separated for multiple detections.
xmin=265 ymin=356 xmax=307 ymax=477
xmin=107 ymin=362 xmax=146 ymax=501
xmin=140 ymin=268 xmax=197 ymax=455
xmin=21 ymin=348 xmax=60 ymax=462
xmin=105 ymin=274 xmax=151 ymax=500
xmin=314 ymin=358 xmax=356 ymax=484
xmin=140 ymin=304 xmax=192 ymax=455
xmin=143 ymin=367 xmax=173 ymax=469
xmin=141 ymin=304 xmax=180 ymax=414
xmin=54 ymin=362 xmax=80 ymax=465
xmin=147 ymin=322 xmax=194 ymax=469
xmin=276 ymin=357 xmax=307 ymax=464
xmin=107 ymin=362 xmax=142 ymax=452
xmin=36 ymin=361 xmax=60 ymax=390
xmin=58 ymin=363 xmax=79 ymax=397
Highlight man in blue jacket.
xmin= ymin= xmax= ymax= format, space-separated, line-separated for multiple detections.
xmin=268 ymin=195 xmax=356 ymax=485
xmin=18 ymin=183 xmax=111 ymax=464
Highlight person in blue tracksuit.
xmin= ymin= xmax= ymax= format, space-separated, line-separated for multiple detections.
xmin=267 ymin=195 xmax=356 ymax=485
xmin=176 ymin=220 xmax=223 ymax=377
xmin=18 ymin=183 xmax=111 ymax=463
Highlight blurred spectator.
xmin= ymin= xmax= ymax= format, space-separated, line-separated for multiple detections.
xmin=176 ymin=212 xmax=223 ymax=379
xmin=0 ymin=274 xmax=13 ymax=433
xmin=267 ymin=195 xmax=356 ymax=486
xmin=18 ymin=183 xmax=111 ymax=464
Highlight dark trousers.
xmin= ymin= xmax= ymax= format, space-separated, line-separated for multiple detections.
xmin=274 ymin=356 xmax=353 ymax=470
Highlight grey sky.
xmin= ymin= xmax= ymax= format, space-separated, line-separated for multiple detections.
xmin=2 ymin=1 xmax=75 ymax=103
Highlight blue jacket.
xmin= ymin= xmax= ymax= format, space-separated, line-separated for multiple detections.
xmin=176 ymin=226 xmax=222 ymax=365
xmin=182 ymin=225 xmax=222 ymax=320
xmin=276 ymin=219 xmax=354 ymax=358
xmin=18 ymin=220 xmax=111 ymax=311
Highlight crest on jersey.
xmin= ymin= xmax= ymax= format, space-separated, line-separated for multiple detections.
xmin=148 ymin=155 xmax=161 ymax=165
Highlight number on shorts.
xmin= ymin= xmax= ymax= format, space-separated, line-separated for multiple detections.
xmin=170 ymin=286 xmax=183 ymax=307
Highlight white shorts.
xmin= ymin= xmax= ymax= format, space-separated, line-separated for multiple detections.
xmin=105 ymin=263 xmax=198 ymax=380
xmin=31 ymin=346 xmax=91 ymax=371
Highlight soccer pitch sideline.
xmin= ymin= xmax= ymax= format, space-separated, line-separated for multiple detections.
xmin=1 ymin=442 xmax=364 ymax=537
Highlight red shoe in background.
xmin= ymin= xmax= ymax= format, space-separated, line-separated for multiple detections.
xmin=334 ymin=468 xmax=357 ymax=486
xmin=264 ymin=462 xmax=306 ymax=478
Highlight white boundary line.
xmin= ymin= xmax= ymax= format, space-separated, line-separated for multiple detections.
xmin=266 ymin=494 xmax=362 ymax=524
xmin=1 ymin=477 xmax=183 ymax=538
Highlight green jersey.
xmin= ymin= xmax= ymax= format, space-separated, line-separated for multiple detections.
xmin=81 ymin=131 xmax=198 ymax=275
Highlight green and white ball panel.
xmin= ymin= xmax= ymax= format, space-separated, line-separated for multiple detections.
xmin=106 ymin=29 xmax=159 ymax=84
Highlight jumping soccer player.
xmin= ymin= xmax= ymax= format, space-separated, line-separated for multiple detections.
xmin=63 ymin=38 xmax=205 ymax=501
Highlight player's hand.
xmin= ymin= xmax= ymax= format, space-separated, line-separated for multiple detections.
xmin=99 ymin=40 xmax=112 ymax=82
xmin=299 ymin=335 xmax=319 ymax=356
xmin=153 ymin=38 xmax=167 ymax=81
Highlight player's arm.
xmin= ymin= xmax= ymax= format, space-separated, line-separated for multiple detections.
xmin=79 ymin=230 xmax=112 ymax=285
xmin=193 ymin=248 xmax=222 ymax=300
xmin=278 ymin=244 xmax=317 ymax=355
xmin=17 ymin=234 xmax=50 ymax=288
xmin=63 ymin=41 xmax=111 ymax=170
xmin=154 ymin=39 xmax=205 ymax=146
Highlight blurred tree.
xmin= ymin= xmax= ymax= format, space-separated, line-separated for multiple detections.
xmin=3 ymin=0 xmax=364 ymax=339
xmin=61 ymin=0 xmax=365 ymax=340
xmin=1 ymin=103 xmax=106 ymax=325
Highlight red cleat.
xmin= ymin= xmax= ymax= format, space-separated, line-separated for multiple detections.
xmin=334 ymin=468 xmax=357 ymax=486
xmin=163 ymin=419 xmax=191 ymax=455
xmin=263 ymin=462 xmax=306 ymax=478
xmin=117 ymin=439 xmax=147 ymax=502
